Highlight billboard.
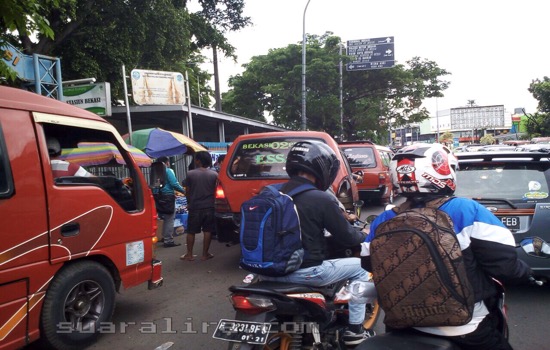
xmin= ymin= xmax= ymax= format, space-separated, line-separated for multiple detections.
xmin=63 ymin=82 xmax=112 ymax=116
xmin=130 ymin=69 xmax=185 ymax=105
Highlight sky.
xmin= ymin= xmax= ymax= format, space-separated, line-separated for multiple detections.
xmin=195 ymin=0 xmax=550 ymax=116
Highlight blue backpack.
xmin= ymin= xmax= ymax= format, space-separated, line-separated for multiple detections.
xmin=239 ymin=182 xmax=316 ymax=277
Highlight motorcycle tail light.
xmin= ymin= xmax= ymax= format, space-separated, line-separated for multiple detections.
xmin=378 ymin=172 xmax=386 ymax=185
xmin=230 ymin=294 xmax=276 ymax=315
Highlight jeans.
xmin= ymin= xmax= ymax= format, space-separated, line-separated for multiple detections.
xmin=158 ymin=212 xmax=175 ymax=243
xmin=262 ymin=257 xmax=370 ymax=325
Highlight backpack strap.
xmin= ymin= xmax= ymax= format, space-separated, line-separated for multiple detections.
xmin=392 ymin=199 xmax=413 ymax=214
xmin=268 ymin=182 xmax=316 ymax=198
xmin=425 ymin=196 xmax=454 ymax=209
xmin=392 ymin=196 xmax=454 ymax=214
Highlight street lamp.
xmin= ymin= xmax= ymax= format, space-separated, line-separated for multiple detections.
xmin=301 ymin=0 xmax=311 ymax=131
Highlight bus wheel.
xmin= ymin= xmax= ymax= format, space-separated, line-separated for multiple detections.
xmin=40 ymin=261 xmax=116 ymax=350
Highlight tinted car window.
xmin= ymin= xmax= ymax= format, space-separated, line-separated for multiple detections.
xmin=229 ymin=137 xmax=324 ymax=179
xmin=455 ymin=162 xmax=550 ymax=201
xmin=341 ymin=147 xmax=376 ymax=168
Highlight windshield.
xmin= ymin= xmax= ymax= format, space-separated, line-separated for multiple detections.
xmin=229 ymin=137 xmax=325 ymax=179
xmin=341 ymin=146 xmax=376 ymax=168
xmin=455 ymin=162 xmax=550 ymax=201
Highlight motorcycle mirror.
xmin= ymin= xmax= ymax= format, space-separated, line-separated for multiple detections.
xmin=352 ymin=170 xmax=364 ymax=184
xmin=366 ymin=214 xmax=377 ymax=224
xmin=520 ymin=237 xmax=550 ymax=258
xmin=353 ymin=200 xmax=364 ymax=208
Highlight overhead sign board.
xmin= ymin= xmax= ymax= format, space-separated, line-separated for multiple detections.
xmin=347 ymin=36 xmax=395 ymax=71
xmin=63 ymin=82 xmax=112 ymax=116
xmin=131 ymin=69 xmax=185 ymax=105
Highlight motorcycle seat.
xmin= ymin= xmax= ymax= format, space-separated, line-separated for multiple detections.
xmin=229 ymin=280 xmax=343 ymax=298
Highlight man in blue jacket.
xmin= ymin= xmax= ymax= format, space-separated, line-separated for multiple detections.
xmin=362 ymin=143 xmax=532 ymax=350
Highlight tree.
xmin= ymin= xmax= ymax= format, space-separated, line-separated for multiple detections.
xmin=0 ymin=0 xmax=57 ymax=83
xmin=480 ymin=134 xmax=495 ymax=145
xmin=222 ymin=33 xmax=450 ymax=142
xmin=529 ymin=76 xmax=550 ymax=113
xmin=1 ymin=0 xmax=250 ymax=105
xmin=525 ymin=77 xmax=550 ymax=137
xmin=440 ymin=131 xmax=454 ymax=145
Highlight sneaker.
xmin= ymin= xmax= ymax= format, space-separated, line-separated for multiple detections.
xmin=163 ymin=242 xmax=181 ymax=248
xmin=343 ymin=328 xmax=376 ymax=346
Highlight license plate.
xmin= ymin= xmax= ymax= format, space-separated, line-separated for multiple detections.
xmin=500 ymin=216 xmax=520 ymax=230
xmin=212 ymin=319 xmax=272 ymax=345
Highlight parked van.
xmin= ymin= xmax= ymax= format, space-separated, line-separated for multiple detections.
xmin=0 ymin=86 xmax=162 ymax=350
xmin=215 ymin=131 xmax=360 ymax=243
xmin=339 ymin=141 xmax=395 ymax=205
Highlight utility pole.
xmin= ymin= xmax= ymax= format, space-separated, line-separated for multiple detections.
xmin=339 ymin=43 xmax=344 ymax=140
xmin=301 ymin=0 xmax=311 ymax=131
xmin=213 ymin=45 xmax=222 ymax=111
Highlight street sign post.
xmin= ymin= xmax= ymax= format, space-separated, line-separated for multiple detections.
xmin=347 ymin=36 xmax=395 ymax=71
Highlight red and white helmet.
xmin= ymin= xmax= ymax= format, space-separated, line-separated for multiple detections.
xmin=390 ymin=143 xmax=457 ymax=196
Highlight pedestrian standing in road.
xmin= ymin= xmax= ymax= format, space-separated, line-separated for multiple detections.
xmin=180 ymin=151 xmax=218 ymax=261
xmin=156 ymin=156 xmax=185 ymax=248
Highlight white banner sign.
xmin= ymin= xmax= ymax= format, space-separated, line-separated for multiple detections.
xmin=63 ymin=82 xmax=112 ymax=116
xmin=131 ymin=69 xmax=185 ymax=105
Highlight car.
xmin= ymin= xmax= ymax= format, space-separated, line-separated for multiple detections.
xmin=454 ymin=150 xmax=550 ymax=279
xmin=514 ymin=143 xmax=550 ymax=152
xmin=339 ymin=141 xmax=395 ymax=205
xmin=453 ymin=144 xmax=484 ymax=153
xmin=215 ymin=131 xmax=360 ymax=243
xmin=477 ymin=145 xmax=517 ymax=152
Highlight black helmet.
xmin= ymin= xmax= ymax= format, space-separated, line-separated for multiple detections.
xmin=286 ymin=140 xmax=340 ymax=191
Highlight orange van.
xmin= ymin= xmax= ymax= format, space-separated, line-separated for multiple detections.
xmin=215 ymin=131 xmax=360 ymax=243
xmin=0 ymin=86 xmax=162 ymax=350
xmin=339 ymin=141 xmax=395 ymax=205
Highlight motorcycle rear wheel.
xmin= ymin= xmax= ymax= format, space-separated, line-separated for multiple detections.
xmin=363 ymin=298 xmax=380 ymax=330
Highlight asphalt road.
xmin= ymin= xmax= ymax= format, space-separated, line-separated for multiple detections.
xmin=24 ymin=197 xmax=550 ymax=349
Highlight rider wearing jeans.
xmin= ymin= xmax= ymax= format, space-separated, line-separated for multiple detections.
xmin=260 ymin=141 xmax=374 ymax=346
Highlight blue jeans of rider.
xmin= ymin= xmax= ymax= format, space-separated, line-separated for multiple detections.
xmin=262 ymin=257 xmax=370 ymax=325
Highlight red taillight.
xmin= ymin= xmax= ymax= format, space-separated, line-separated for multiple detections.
xmin=230 ymin=294 xmax=275 ymax=315
xmin=378 ymin=172 xmax=387 ymax=185
xmin=148 ymin=189 xmax=159 ymax=253
xmin=215 ymin=183 xmax=232 ymax=212
xmin=215 ymin=183 xmax=226 ymax=199
xmin=149 ymin=190 xmax=158 ymax=233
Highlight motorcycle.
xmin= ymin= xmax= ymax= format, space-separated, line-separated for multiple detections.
xmin=212 ymin=207 xmax=380 ymax=350
xmin=212 ymin=272 xmax=379 ymax=350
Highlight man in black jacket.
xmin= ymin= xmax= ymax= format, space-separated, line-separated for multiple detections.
xmin=261 ymin=141 xmax=373 ymax=346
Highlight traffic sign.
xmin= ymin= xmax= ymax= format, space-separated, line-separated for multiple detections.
xmin=347 ymin=36 xmax=395 ymax=71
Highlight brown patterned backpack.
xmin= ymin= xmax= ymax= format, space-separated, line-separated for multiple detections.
xmin=371 ymin=197 xmax=475 ymax=329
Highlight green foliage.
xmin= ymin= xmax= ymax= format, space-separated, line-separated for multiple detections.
xmin=526 ymin=77 xmax=550 ymax=136
xmin=524 ymin=112 xmax=550 ymax=137
xmin=1 ymin=0 xmax=249 ymax=105
xmin=440 ymin=131 xmax=454 ymax=144
xmin=0 ymin=0 xmax=57 ymax=83
xmin=222 ymin=32 xmax=451 ymax=140
xmin=480 ymin=134 xmax=495 ymax=145
xmin=529 ymin=76 xmax=550 ymax=113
